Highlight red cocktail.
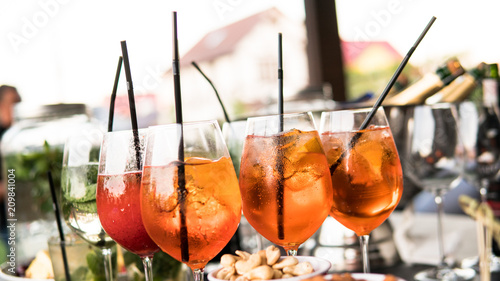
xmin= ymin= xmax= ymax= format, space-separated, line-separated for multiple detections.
xmin=97 ymin=171 xmax=159 ymax=257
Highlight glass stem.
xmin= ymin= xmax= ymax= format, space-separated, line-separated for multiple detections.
xmin=256 ymin=234 xmax=264 ymax=251
xmin=287 ymin=249 xmax=297 ymax=256
xmin=434 ymin=193 xmax=447 ymax=268
xmin=359 ymin=234 xmax=370 ymax=273
xmin=142 ymin=256 xmax=154 ymax=281
xmin=102 ymin=247 xmax=114 ymax=281
xmin=193 ymin=268 xmax=204 ymax=281
xmin=480 ymin=178 xmax=489 ymax=203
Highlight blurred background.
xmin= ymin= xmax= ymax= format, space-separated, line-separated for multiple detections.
xmin=1 ymin=0 xmax=498 ymax=128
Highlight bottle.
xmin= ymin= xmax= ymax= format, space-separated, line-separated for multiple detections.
xmin=477 ymin=64 xmax=500 ymax=182
xmin=425 ymin=63 xmax=484 ymax=104
xmin=384 ymin=57 xmax=465 ymax=105
xmin=487 ymin=180 xmax=500 ymax=256
xmin=475 ymin=63 xmax=500 ymax=257
xmin=477 ymin=63 xmax=500 ymax=173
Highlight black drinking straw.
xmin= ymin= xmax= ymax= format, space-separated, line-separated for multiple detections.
xmin=120 ymin=41 xmax=142 ymax=171
xmin=191 ymin=61 xmax=232 ymax=124
xmin=108 ymin=56 xmax=123 ymax=132
xmin=172 ymin=11 xmax=189 ymax=263
xmin=329 ymin=16 xmax=437 ymax=174
xmin=278 ymin=33 xmax=284 ymax=128
xmin=276 ymin=33 xmax=285 ymax=240
xmin=48 ymin=171 xmax=71 ymax=281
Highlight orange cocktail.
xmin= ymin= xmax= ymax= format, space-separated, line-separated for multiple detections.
xmin=321 ymin=127 xmax=403 ymax=235
xmin=141 ymin=156 xmax=241 ymax=270
xmin=320 ymin=107 xmax=403 ymax=273
xmin=140 ymin=120 xmax=242 ymax=280
xmin=239 ymin=112 xmax=333 ymax=255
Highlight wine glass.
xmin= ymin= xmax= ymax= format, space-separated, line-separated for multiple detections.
xmin=222 ymin=119 xmax=267 ymax=253
xmin=140 ymin=120 xmax=242 ymax=281
xmin=457 ymin=102 xmax=480 ymax=186
xmin=407 ymin=103 xmax=476 ymax=281
xmin=96 ymin=129 xmax=160 ymax=281
xmin=459 ymin=101 xmax=500 ymax=272
xmin=61 ymin=127 xmax=117 ymax=281
xmin=238 ymin=112 xmax=333 ymax=256
xmin=222 ymin=120 xmax=247 ymax=179
xmin=319 ymin=107 xmax=403 ymax=273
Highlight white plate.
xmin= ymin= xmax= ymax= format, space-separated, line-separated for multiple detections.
xmin=324 ymin=273 xmax=406 ymax=281
xmin=208 ymin=256 xmax=331 ymax=281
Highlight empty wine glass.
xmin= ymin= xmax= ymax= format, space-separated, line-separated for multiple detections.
xmin=459 ymin=101 xmax=500 ymax=272
xmin=409 ymin=103 xmax=476 ymax=281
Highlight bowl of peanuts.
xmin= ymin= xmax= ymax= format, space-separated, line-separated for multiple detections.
xmin=208 ymin=246 xmax=331 ymax=281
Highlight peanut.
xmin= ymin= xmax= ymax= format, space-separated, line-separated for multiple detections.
xmin=235 ymin=253 xmax=262 ymax=275
xmin=265 ymin=245 xmax=281 ymax=266
xmin=216 ymin=266 xmax=236 ymax=280
xmin=243 ymin=265 xmax=274 ymax=280
xmin=221 ymin=254 xmax=240 ymax=267
xmin=272 ymin=256 xmax=298 ymax=270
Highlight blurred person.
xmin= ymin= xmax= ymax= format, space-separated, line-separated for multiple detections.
xmin=0 ymin=85 xmax=21 ymax=191
xmin=0 ymin=85 xmax=21 ymax=136
xmin=0 ymin=85 xmax=21 ymax=250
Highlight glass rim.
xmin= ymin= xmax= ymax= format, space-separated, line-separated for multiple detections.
xmin=321 ymin=106 xmax=385 ymax=116
xmin=103 ymin=128 xmax=148 ymax=137
xmin=147 ymin=119 xmax=219 ymax=131
xmin=246 ymin=111 xmax=313 ymax=122
xmin=222 ymin=119 xmax=247 ymax=125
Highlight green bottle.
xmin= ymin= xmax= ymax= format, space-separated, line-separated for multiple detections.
xmin=385 ymin=57 xmax=465 ymax=105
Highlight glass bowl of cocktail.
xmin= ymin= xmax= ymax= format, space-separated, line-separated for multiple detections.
xmin=238 ymin=112 xmax=333 ymax=256
xmin=96 ymin=129 xmax=161 ymax=280
xmin=319 ymin=107 xmax=403 ymax=273
xmin=61 ymin=129 xmax=117 ymax=281
xmin=140 ymin=120 xmax=242 ymax=281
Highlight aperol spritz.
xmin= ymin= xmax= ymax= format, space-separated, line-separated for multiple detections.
xmin=239 ymin=112 xmax=333 ymax=256
xmin=320 ymin=108 xmax=403 ymax=273
xmin=141 ymin=120 xmax=241 ymax=281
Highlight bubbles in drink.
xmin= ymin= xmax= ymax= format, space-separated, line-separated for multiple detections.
xmin=141 ymin=156 xmax=241 ymax=269
xmin=239 ymin=129 xmax=333 ymax=247
xmin=321 ymin=126 xmax=403 ymax=236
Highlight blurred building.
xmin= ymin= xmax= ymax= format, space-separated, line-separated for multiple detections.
xmin=342 ymin=41 xmax=402 ymax=72
xmin=157 ymin=8 xmax=410 ymax=122
xmin=341 ymin=40 xmax=418 ymax=100
xmin=161 ymin=8 xmax=310 ymax=122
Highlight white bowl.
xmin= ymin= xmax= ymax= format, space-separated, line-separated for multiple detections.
xmin=325 ymin=273 xmax=406 ymax=281
xmin=208 ymin=256 xmax=331 ymax=281
xmin=0 ymin=263 xmax=53 ymax=281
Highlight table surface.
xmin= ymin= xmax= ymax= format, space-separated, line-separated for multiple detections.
xmin=373 ymin=262 xmax=500 ymax=281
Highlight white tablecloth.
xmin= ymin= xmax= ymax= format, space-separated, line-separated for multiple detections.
xmin=390 ymin=208 xmax=478 ymax=266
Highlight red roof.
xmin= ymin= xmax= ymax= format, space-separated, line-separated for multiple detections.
xmin=180 ymin=8 xmax=282 ymax=66
xmin=341 ymin=41 xmax=402 ymax=64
